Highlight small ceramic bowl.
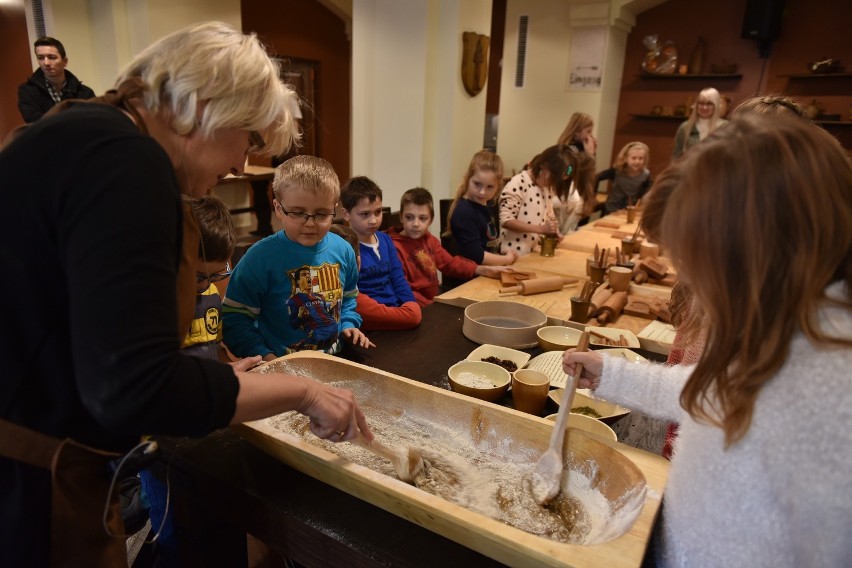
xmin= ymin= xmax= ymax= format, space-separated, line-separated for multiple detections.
xmin=545 ymin=412 xmax=618 ymax=441
xmin=536 ymin=326 xmax=583 ymax=351
xmin=466 ymin=344 xmax=531 ymax=373
xmin=547 ymin=390 xmax=631 ymax=424
xmin=447 ymin=360 xmax=512 ymax=402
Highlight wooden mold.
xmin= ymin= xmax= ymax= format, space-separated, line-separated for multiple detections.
xmin=236 ymin=352 xmax=669 ymax=568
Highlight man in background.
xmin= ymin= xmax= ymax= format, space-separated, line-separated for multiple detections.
xmin=17 ymin=36 xmax=95 ymax=123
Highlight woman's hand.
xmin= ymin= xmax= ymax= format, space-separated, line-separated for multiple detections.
xmin=298 ymin=380 xmax=374 ymax=442
xmin=502 ymin=251 xmax=518 ymax=265
xmin=343 ymin=327 xmax=376 ymax=349
xmin=230 ymin=355 xmax=263 ymax=372
xmin=562 ymin=349 xmax=604 ymax=390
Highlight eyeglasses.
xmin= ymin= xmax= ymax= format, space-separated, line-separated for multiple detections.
xmin=275 ymin=202 xmax=335 ymax=224
xmin=196 ymin=262 xmax=232 ymax=284
xmin=247 ymin=130 xmax=266 ymax=154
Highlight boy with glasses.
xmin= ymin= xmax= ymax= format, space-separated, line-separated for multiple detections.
xmin=223 ymin=156 xmax=373 ymax=359
xmin=183 ymin=194 xmax=236 ymax=360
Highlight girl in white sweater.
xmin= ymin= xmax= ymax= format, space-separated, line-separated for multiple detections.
xmin=564 ymin=114 xmax=852 ymax=567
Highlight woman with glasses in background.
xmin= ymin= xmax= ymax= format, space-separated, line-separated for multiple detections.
xmin=672 ymin=87 xmax=727 ymax=160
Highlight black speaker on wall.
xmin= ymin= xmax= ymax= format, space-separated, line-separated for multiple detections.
xmin=741 ymin=0 xmax=787 ymax=57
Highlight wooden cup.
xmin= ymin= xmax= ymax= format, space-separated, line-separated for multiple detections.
xmin=511 ymin=369 xmax=551 ymax=415
xmin=639 ymin=242 xmax=660 ymax=259
xmin=608 ymin=266 xmax=632 ymax=293
xmin=621 ymin=238 xmax=638 ymax=256
xmin=626 ymin=206 xmax=637 ymax=224
xmin=569 ymin=296 xmax=591 ymax=323
xmin=589 ymin=264 xmax=607 ymax=284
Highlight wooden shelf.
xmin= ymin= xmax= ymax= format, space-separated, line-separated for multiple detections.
xmin=636 ymin=72 xmax=742 ymax=80
xmin=816 ymin=120 xmax=852 ymax=127
xmin=778 ymin=72 xmax=852 ymax=79
xmin=629 ymin=114 xmax=686 ymax=121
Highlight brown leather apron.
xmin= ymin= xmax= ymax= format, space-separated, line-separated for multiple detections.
xmin=0 ymin=419 xmax=127 ymax=567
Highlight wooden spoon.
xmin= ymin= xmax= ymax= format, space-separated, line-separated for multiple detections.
xmin=351 ymin=430 xmax=424 ymax=484
xmin=531 ymin=331 xmax=590 ymax=505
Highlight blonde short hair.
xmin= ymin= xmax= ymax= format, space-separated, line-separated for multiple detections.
xmin=115 ymin=21 xmax=299 ymax=157
xmin=273 ymin=155 xmax=340 ymax=205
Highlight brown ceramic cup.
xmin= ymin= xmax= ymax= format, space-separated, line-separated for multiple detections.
xmin=626 ymin=206 xmax=637 ymax=224
xmin=589 ymin=264 xmax=607 ymax=284
xmin=621 ymin=238 xmax=638 ymax=256
xmin=511 ymin=369 xmax=551 ymax=415
xmin=569 ymin=296 xmax=591 ymax=323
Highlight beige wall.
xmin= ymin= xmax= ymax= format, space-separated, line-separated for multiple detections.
xmin=42 ymin=0 xmax=240 ymax=96
xmin=496 ymin=0 xmax=653 ymax=175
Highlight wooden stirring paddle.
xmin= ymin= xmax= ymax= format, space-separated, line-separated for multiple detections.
xmin=531 ymin=331 xmax=590 ymax=506
xmin=351 ymin=430 xmax=424 ymax=484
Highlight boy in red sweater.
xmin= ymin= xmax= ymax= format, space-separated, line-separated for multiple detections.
xmin=387 ymin=187 xmax=512 ymax=305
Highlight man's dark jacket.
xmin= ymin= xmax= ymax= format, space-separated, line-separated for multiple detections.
xmin=17 ymin=68 xmax=96 ymax=123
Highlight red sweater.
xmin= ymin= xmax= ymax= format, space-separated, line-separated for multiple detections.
xmin=387 ymin=227 xmax=477 ymax=306
xmin=356 ymin=293 xmax=421 ymax=331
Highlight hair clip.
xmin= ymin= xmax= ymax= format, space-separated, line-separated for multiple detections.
xmin=565 ymin=165 xmax=573 ymax=177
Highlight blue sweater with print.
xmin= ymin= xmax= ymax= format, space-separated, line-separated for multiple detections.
xmin=222 ymin=232 xmax=361 ymax=357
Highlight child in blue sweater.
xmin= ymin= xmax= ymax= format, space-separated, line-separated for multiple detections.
xmin=223 ymin=156 xmax=373 ymax=359
xmin=340 ymin=176 xmax=421 ymax=330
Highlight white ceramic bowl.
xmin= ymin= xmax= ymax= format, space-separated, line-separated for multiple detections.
xmin=536 ymin=326 xmax=583 ymax=351
xmin=546 ymin=412 xmax=618 ymax=441
xmin=466 ymin=344 xmax=531 ymax=373
xmin=463 ymin=301 xmax=548 ymax=349
xmin=447 ymin=360 xmax=512 ymax=402
xmin=547 ymin=390 xmax=631 ymax=424
xmin=586 ymin=326 xmax=641 ymax=348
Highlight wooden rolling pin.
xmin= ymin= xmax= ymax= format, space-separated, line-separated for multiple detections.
xmin=595 ymin=291 xmax=629 ymax=324
xmin=586 ymin=286 xmax=613 ymax=318
xmin=499 ymin=276 xmax=578 ymax=296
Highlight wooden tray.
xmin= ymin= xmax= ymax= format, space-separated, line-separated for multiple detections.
xmin=236 ymin=352 xmax=669 ymax=567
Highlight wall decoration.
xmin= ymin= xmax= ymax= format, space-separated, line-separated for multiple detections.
xmin=461 ymin=32 xmax=490 ymax=96
xmin=566 ymin=27 xmax=607 ymax=91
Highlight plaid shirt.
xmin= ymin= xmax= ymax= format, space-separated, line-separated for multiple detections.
xmin=44 ymin=78 xmax=64 ymax=104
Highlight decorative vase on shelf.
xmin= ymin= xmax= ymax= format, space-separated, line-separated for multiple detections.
xmin=688 ymin=37 xmax=705 ymax=75
xmin=805 ymin=98 xmax=823 ymax=121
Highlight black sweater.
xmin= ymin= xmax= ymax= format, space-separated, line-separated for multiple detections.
xmin=17 ymin=68 xmax=96 ymax=123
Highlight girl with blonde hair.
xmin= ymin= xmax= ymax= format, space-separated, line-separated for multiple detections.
xmin=598 ymin=141 xmax=652 ymax=214
xmin=672 ymin=87 xmax=726 ymax=159
xmin=446 ymin=149 xmax=516 ymax=267
xmin=556 ymin=111 xmax=596 ymax=156
xmin=565 ymin=114 xmax=852 ymax=566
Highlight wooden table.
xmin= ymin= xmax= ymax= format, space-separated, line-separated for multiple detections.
xmin=435 ymin=207 xmax=677 ymax=354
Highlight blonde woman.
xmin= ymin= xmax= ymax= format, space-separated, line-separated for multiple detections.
xmin=565 ymin=114 xmax=852 ymax=566
xmin=0 ymin=22 xmax=370 ymax=565
xmin=672 ymin=87 xmax=727 ymax=159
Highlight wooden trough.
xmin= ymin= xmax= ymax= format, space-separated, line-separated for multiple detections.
xmin=235 ymin=351 xmax=669 ymax=568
